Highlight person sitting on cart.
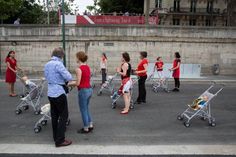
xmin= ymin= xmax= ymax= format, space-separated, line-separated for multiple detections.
xmin=188 ymin=95 xmax=208 ymax=110
xmin=154 ymin=56 xmax=164 ymax=83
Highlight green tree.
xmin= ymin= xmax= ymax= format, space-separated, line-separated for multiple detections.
xmin=87 ymin=0 xmax=100 ymax=14
xmin=0 ymin=0 xmax=22 ymax=24
xmin=97 ymin=0 xmax=144 ymax=14
xmin=17 ymin=0 xmax=45 ymax=24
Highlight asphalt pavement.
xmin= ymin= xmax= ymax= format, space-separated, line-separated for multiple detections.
xmin=0 ymin=78 xmax=236 ymax=156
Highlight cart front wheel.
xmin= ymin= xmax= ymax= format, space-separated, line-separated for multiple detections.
xmin=34 ymin=111 xmax=40 ymax=115
xmin=184 ymin=122 xmax=190 ymax=127
xmin=97 ymin=91 xmax=102 ymax=96
xmin=177 ymin=115 xmax=183 ymax=121
xmin=23 ymin=105 xmax=29 ymax=110
xmin=34 ymin=126 xmax=41 ymax=133
xmin=41 ymin=120 xmax=47 ymax=126
xmin=209 ymin=122 xmax=216 ymax=127
xmin=15 ymin=109 xmax=22 ymax=115
xmin=66 ymin=119 xmax=71 ymax=126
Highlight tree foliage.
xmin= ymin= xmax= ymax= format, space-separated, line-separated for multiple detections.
xmin=97 ymin=0 xmax=144 ymax=14
xmin=0 ymin=0 xmax=73 ymax=24
xmin=0 ymin=0 xmax=22 ymax=23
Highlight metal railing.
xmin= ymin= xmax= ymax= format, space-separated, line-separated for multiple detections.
xmin=169 ymin=7 xmax=220 ymax=14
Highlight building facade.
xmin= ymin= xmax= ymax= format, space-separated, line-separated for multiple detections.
xmin=147 ymin=0 xmax=236 ymax=27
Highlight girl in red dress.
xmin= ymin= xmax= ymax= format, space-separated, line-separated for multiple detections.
xmin=169 ymin=52 xmax=181 ymax=92
xmin=5 ymin=51 xmax=20 ymax=97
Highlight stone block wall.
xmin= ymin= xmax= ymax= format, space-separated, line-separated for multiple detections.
xmin=0 ymin=25 xmax=235 ymax=76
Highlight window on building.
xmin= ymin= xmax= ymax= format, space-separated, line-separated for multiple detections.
xmin=155 ymin=0 xmax=162 ymax=8
xmin=173 ymin=18 xmax=180 ymax=25
xmin=189 ymin=19 xmax=197 ymax=26
xmin=207 ymin=0 xmax=213 ymax=13
xmin=174 ymin=0 xmax=180 ymax=12
xmin=190 ymin=0 xmax=197 ymax=13
xmin=205 ymin=19 xmax=212 ymax=26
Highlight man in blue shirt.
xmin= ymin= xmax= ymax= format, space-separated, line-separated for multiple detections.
xmin=44 ymin=47 xmax=73 ymax=147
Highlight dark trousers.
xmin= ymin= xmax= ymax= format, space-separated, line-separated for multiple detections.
xmin=101 ymin=68 xmax=107 ymax=84
xmin=137 ymin=75 xmax=147 ymax=102
xmin=174 ymin=78 xmax=180 ymax=88
xmin=48 ymin=94 xmax=68 ymax=145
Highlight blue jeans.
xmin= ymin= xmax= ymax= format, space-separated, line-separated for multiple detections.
xmin=78 ymin=88 xmax=93 ymax=128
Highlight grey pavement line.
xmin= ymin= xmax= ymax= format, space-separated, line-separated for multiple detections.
xmin=0 ymin=144 xmax=236 ymax=155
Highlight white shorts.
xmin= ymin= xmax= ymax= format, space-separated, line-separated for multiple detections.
xmin=157 ymin=71 xmax=164 ymax=79
xmin=122 ymin=79 xmax=132 ymax=93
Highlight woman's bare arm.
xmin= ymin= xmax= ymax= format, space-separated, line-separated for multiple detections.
xmin=68 ymin=68 xmax=82 ymax=87
xmin=6 ymin=62 xmax=16 ymax=73
xmin=170 ymin=62 xmax=180 ymax=71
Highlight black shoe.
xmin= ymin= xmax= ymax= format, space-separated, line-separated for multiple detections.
xmin=55 ymin=139 xmax=72 ymax=147
xmin=172 ymin=88 xmax=180 ymax=92
xmin=89 ymin=127 xmax=94 ymax=132
xmin=141 ymin=100 xmax=146 ymax=103
xmin=77 ymin=128 xmax=90 ymax=134
xmin=172 ymin=88 xmax=177 ymax=92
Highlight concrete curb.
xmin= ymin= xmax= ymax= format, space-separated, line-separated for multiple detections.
xmin=0 ymin=144 xmax=236 ymax=155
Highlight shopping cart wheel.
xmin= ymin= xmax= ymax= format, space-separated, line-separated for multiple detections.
xmin=130 ymin=105 xmax=134 ymax=109
xmin=66 ymin=119 xmax=71 ymax=126
xmin=34 ymin=111 xmax=40 ymax=115
xmin=112 ymin=104 xmax=116 ymax=109
xmin=152 ymin=88 xmax=158 ymax=93
xmin=177 ymin=115 xmax=183 ymax=121
xmin=201 ymin=117 xmax=207 ymax=121
xmin=184 ymin=122 xmax=190 ymax=127
xmin=15 ymin=109 xmax=22 ymax=115
xmin=41 ymin=120 xmax=47 ymax=126
xmin=34 ymin=126 xmax=41 ymax=133
xmin=209 ymin=122 xmax=216 ymax=127
xmin=97 ymin=91 xmax=102 ymax=96
xmin=23 ymin=105 xmax=29 ymax=110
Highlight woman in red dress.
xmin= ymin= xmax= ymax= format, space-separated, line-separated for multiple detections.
xmin=5 ymin=51 xmax=20 ymax=97
xmin=169 ymin=52 xmax=181 ymax=92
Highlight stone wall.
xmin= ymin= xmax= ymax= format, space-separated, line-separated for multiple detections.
xmin=0 ymin=25 xmax=236 ymax=76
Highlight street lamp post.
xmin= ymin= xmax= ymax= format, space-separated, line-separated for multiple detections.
xmin=61 ymin=0 xmax=66 ymax=66
xmin=46 ymin=0 xmax=50 ymax=24
xmin=145 ymin=0 xmax=150 ymax=25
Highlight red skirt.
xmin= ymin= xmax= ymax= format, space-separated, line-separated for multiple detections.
xmin=5 ymin=69 xmax=16 ymax=83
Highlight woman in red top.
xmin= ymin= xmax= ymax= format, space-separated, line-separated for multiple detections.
xmin=169 ymin=52 xmax=181 ymax=92
xmin=135 ymin=51 xmax=148 ymax=104
xmin=5 ymin=51 xmax=21 ymax=97
xmin=68 ymin=51 xmax=93 ymax=134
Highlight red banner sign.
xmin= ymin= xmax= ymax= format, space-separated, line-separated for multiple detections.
xmin=77 ymin=15 xmax=158 ymax=25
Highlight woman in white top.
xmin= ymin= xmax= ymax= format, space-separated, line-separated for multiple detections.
xmin=100 ymin=53 xmax=107 ymax=84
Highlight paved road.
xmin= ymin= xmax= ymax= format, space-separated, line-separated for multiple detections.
xmin=0 ymin=80 xmax=236 ymax=155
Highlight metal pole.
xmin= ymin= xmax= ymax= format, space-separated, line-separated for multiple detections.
xmin=145 ymin=0 xmax=150 ymax=25
xmin=62 ymin=0 xmax=66 ymax=66
xmin=47 ymin=0 xmax=50 ymax=24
